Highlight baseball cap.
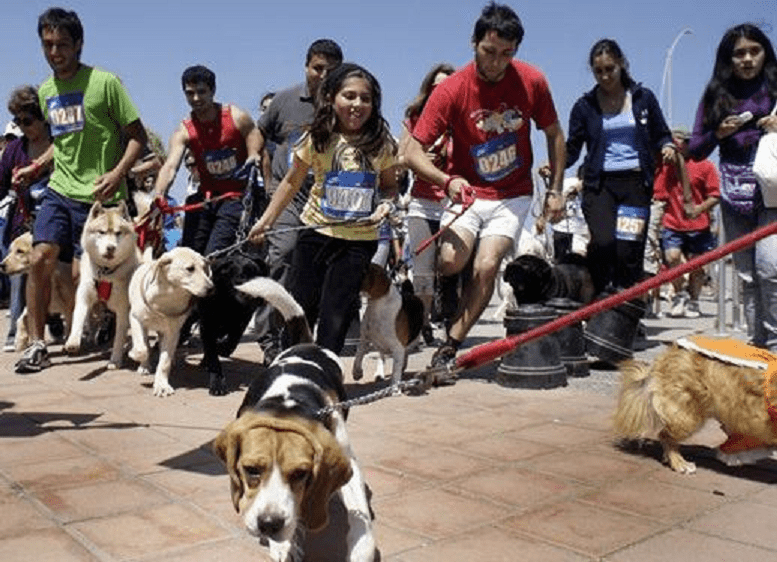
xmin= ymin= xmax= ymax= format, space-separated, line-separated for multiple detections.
xmin=671 ymin=125 xmax=691 ymax=140
xmin=3 ymin=120 xmax=21 ymax=139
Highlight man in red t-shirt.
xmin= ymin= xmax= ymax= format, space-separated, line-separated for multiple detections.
xmin=155 ymin=65 xmax=261 ymax=256
xmin=402 ymin=2 xmax=566 ymax=368
xmin=653 ymin=126 xmax=720 ymax=318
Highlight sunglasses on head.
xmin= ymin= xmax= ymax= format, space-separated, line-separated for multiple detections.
xmin=13 ymin=116 xmax=36 ymax=127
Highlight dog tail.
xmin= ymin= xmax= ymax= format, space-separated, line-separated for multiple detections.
xmin=236 ymin=278 xmax=312 ymax=345
xmin=613 ymin=359 xmax=662 ymax=438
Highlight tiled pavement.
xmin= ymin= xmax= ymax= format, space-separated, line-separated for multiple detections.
xmin=2 ymin=295 xmax=777 ymax=561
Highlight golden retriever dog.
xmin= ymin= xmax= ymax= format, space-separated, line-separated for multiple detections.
xmin=0 ymin=232 xmax=75 ymax=350
xmin=614 ymin=335 xmax=777 ymax=473
xmin=215 ymin=277 xmax=376 ymax=562
xmin=128 ymin=246 xmax=213 ymax=397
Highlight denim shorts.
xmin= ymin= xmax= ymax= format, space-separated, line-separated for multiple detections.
xmin=661 ymin=228 xmax=716 ymax=257
xmin=33 ymin=188 xmax=92 ymax=262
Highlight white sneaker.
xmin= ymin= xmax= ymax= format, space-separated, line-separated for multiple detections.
xmin=685 ymin=300 xmax=700 ymax=318
xmin=670 ymin=293 xmax=687 ymax=317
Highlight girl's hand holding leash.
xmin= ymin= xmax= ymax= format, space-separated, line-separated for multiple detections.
xmin=248 ymin=219 xmax=269 ymax=246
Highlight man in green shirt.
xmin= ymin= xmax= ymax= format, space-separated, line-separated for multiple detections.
xmin=14 ymin=7 xmax=147 ymax=373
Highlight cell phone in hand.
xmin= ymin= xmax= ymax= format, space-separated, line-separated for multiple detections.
xmin=736 ymin=111 xmax=753 ymax=123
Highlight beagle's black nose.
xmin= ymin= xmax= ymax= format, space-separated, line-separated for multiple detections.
xmin=257 ymin=515 xmax=285 ymax=537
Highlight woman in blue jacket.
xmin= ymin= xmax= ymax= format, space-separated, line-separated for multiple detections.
xmin=566 ymin=39 xmax=675 ymax=294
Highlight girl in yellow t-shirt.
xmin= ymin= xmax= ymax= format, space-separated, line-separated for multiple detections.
xmin=249 ymin=63 xmax=400 ymax=353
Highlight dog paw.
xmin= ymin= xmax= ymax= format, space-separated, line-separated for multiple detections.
xmin=153 ymin=381 xmax=175 ymax=397
xmin=136 ymin=365 xmax=151 ymax=376
xmin=209 ymin=373 xmax=227 ymax=396
xmin=63 ymin=340 xmax=80 ymax=355
xmin=106 ymin=361 xmax=118 ymax=370
xmin=352 ymin=368 xmax=363 ymax=381
xmin=128 ymin=347 xmax=148 ymax=364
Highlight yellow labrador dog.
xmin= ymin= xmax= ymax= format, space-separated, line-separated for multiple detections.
xmin=128 ymin=246 xmax=212 ymax=397
xmin=0 ymin=232 xmax=74 ymax=349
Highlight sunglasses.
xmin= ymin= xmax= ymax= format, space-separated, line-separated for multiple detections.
xmin=13 ymin=116 xmax=37 ymax=127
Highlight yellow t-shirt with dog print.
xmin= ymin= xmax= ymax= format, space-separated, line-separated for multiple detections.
xmin=295 ymin=133 xmax=395 ymax=241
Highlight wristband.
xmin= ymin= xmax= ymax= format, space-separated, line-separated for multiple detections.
xmin=443 ymin=175 xmax=463 ymax=195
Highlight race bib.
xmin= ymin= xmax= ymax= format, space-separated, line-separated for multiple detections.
xmin=46 ymin=93 xmax=85 ymax=137
xmin=471 ymin=132 xmax=520 ymax=182
xmin=203 ymin=148 xmax=238 ymax=179
xmin=321 ymin=171 xmax=376 ymax=220
xmin=615 ymin=205 xmax=649 ymax=241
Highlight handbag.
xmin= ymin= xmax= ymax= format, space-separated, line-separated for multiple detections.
xmin=753 ymin=101 xmax=777 ymax=207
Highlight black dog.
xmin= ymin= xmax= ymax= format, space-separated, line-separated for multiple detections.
xmin=503 ymin=253 xmax=595 ymax=306
xmin=199 ymin=246 xmax=269 ymax=395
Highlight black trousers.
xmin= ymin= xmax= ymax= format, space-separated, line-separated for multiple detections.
xmin=287 ymin=230 xmax=376 ymax=353
xmin=582 ymin=171 xmax=651 ymax=293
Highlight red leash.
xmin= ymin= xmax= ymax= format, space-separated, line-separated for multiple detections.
xmin=414 ymin=185 xmax=475 ymax=256
xmin=455 ymin=219 xmax=777 ymax=371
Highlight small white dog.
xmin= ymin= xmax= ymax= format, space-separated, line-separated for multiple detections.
xmin=64 ymin=201 xmax=141 ymax=368
xmin=128 ymin=246 xmax=213 ymax=397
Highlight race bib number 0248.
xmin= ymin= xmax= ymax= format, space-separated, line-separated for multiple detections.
xmin=471 ymin=132 xmax=520 ymax=182
xmin=47 ymin=92 xmax=85 ymax=137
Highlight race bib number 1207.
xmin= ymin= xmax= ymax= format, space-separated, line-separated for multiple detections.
xmin=47 ymin=92 xmax=85 ymax=137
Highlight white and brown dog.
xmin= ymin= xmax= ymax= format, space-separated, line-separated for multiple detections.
xmin=215 ymin=277 xmax=376 ymax=562
xmin=614 ymin=335 xmax=777 ymax=474
xmin=352 ymin=263 xmax=423 ymax=386
xmin=128 ymin=246 xmax=213 ymax=397
xmin=0 ymin=231 xmax=75 ymax=350
xmin=64 ymin=201 xmax=141 ymax=368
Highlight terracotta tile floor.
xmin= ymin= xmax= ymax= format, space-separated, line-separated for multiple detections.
xmin=2 ymin=297 xmax=777 ymax=560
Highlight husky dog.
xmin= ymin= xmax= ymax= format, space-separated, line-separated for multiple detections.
xmin=64 ymin=201 xmax=141 ymax=368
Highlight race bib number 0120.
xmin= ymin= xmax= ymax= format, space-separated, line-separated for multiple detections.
xmin=47 ymin=92 xmax=85 ymax=137
xmin=471 ymin=132 xmax=520 ymax=182
xmin=615 ymin=205 xmax=649 ymax=242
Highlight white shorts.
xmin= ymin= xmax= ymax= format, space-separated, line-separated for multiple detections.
xmin=406 ymin=196 xmax=447 ymax=221
xmin=442 ymin=196 xmax=532 ymax=247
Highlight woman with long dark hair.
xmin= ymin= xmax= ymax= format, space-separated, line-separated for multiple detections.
xmin=689 ymin=23 xmax=777 ymax=350
xmin=565 ymin=38 xmax=675 ymax=295
xmin=398 ymin=63 xmax=455 ymax=344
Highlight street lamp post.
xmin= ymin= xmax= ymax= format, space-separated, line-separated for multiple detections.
xmin=660 ymin=27 xmax=693 ymax=127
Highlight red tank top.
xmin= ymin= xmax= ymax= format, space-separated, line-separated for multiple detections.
xmin=183 ymin=104 xmax=248 ymax=195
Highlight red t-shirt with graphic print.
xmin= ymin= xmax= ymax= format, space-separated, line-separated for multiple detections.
xmin=412 ymin=60 xmax=558 ymax=199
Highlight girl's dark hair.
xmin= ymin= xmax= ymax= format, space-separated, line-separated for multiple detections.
xmin=309 ymin=62 xmax=396 ymax=159
xmin=589 ymin=39 xmax=635 ymax=88
xmin=8 ymin=85 xmax=43 ymax=121
xmin=700 ymin=23 xmax=777 ymax=129
xmin=405 ymin=63 xmax=455 ymax=120
xmin=181 ymin=65 xmax=216 ymax=92
xmin=37 ymin=7 xmax=83 ymax=57
xmin=472 ymin=2 xmax=524 ymax=46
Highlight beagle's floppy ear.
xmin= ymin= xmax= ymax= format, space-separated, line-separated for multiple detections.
xmin=213 ymin=420 xmax=245 ymax=512
xmin=301 ymin=422 xmax=353 ymax=532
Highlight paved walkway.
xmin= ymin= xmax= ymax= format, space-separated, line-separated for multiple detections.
xmin=2 ymin=295 xmax=777 ymax=561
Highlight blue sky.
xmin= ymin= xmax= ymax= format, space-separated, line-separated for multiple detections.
xmin=0 ymin=1 xmax=774 ymax=199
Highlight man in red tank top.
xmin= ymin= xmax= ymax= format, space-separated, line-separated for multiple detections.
xmin=154 ymin=65 xmax=261 ymax=255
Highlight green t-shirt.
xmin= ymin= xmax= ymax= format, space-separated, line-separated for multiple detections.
xmin=38 ymin=65 xmax=140 ymax=203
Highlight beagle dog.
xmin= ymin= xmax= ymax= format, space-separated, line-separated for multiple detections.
xmin=215 ymin=278 xmax=376 ymax=562
xmin=352 ymin=263 xmax=423 ymax=386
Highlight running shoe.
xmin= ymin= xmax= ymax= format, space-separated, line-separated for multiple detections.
xmin=429 ymin=342 xmax=457 ymax=369
xmin=15 ymin=340 xmax=50 ymax=373
xmin=685 ymin=300 xmax=701 ymax=318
